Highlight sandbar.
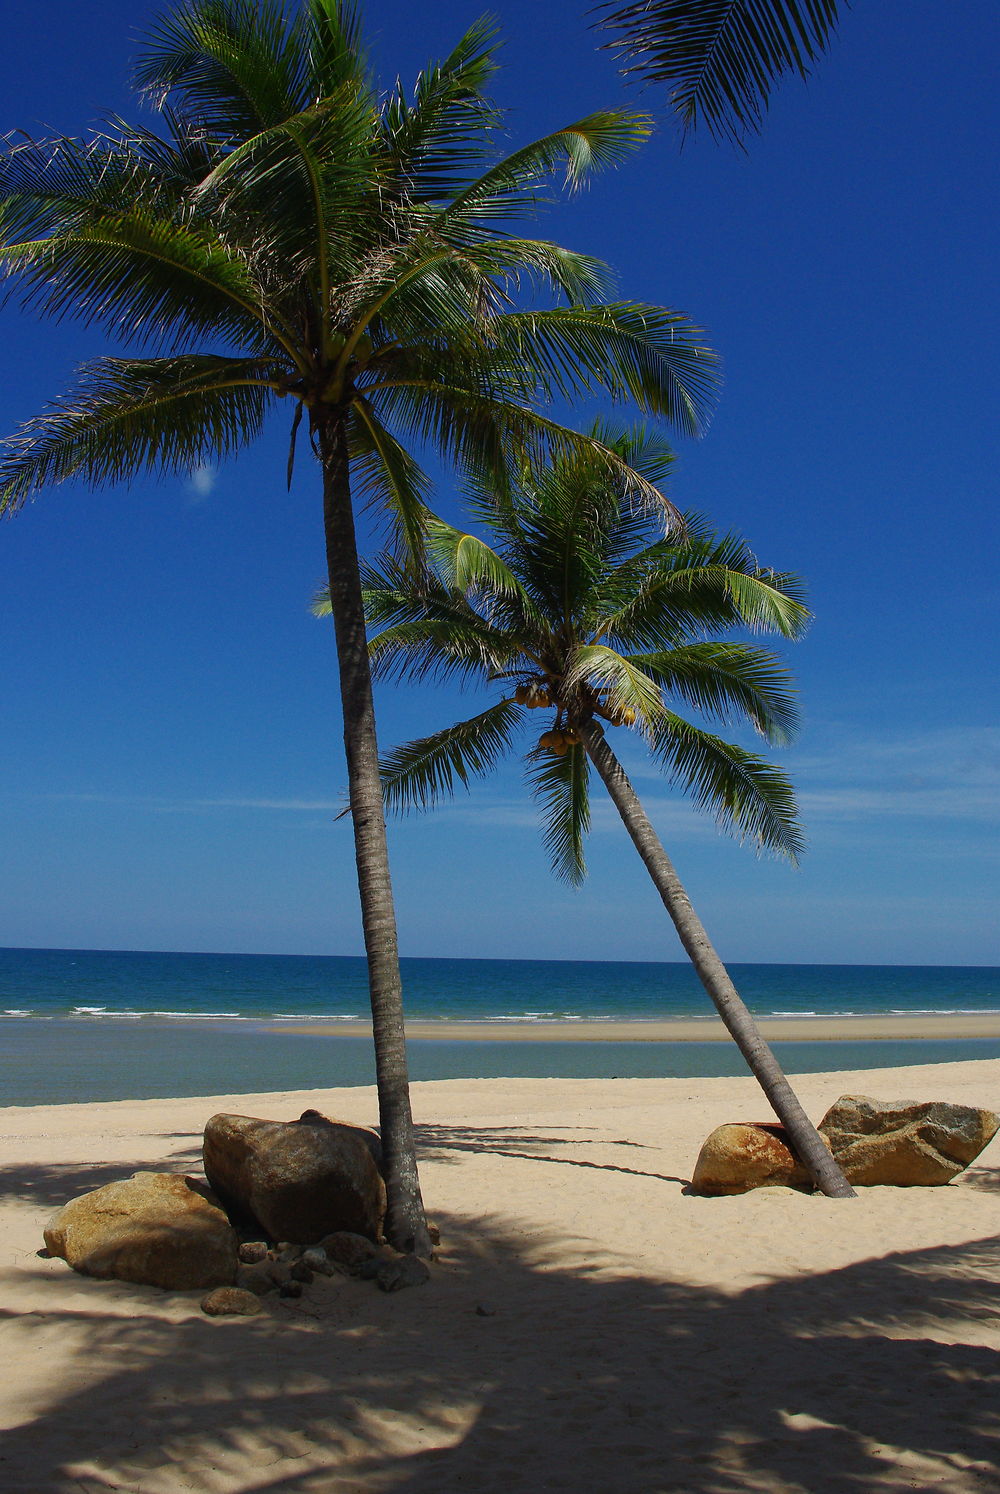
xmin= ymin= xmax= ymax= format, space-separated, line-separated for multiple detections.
xmin=270 ymin=1011 xmax=1000 ymax=1042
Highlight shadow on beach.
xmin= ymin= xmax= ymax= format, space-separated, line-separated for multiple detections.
xmin=2 ymin=1198 xmax=999 ymax=1493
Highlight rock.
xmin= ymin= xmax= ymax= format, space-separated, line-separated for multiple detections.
xmin=376 ymin=1254 xmax=431 ymax=1293
xmin=690 ymin=1123 xmax=813 ymax=1196
xmin=238 ymin=1241 xmax=268 ymax=1264
xmin=317 ymin=1231 xmax=380 ymax=1272
xmin=300 ymin=1247 xmax=337 ymax=1277
xmin=237 ymin=1264 xmax=275 ymax=1296
xmin=44 ymin=1172 xmax=238 ymax=1290
xmin=289 ymin=1260 xmax=314 ymax=1284
xmin=819 ymin=1096 xmax=1000 ymax=1186
xmin=203 ymin=1111 xmax=387 ymax=1245
xmin=201 ymin=1286 xmax=262 ymax=1317
xmin=278 ymin=1279 xmax=304 ymax=1299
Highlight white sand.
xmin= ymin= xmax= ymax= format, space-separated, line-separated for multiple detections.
xmin=2 ymin=1059 xmax=999 ymax=1492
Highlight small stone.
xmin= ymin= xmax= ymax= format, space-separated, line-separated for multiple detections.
xmin=275 ymin=1243 xmax=302 ymax=1262
xmin=317 ymin=1231 xmax=379 ymax=1272
xmin=300 ymin=1247 xmax=336 ymax=1277
xmin=238 ymin=1240 xmax=268 ymax=1264
xmin=427 ymin=1222 xmax=441 ymax=1246
xmin=278 ymin=1279 xmax=304 ymax=1299
xmin=475 ymin=1303 xmax=497 ymax=1317
xmin=289 ymin=1260 xmax=314 ymax=1284
xmin=376 ymin=1254 xmax=430 ymax=1293
xmin=265 ymin=1260 xmax=292 ymax=1287
xmin=237 ymin=1264 xmax=275 ymax=1296
xmin=201 ymin=1287 xmax=262 ymax=1317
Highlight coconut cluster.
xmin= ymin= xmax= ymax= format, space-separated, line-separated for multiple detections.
xmin=515 ymin=678 xmax=639 ymax=754
xmin=538 ymin=727 xmax=580 ymax=757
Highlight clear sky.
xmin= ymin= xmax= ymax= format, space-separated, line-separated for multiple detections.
xmin=1 ymin=0 xmax=997 ymax=965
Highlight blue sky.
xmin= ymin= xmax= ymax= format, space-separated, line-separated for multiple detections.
xmin=1 ymin=0 xmax=997 ymax=964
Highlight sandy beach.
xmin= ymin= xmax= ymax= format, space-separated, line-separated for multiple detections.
xmin=3 ymin=1057 xmax=1000 ymax=1492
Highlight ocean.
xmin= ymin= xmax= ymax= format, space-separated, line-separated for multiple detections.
xmin=2 ymin=947 xmax=999 ymax=1105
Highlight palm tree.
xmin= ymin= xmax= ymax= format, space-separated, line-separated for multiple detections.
xmin=0 ymin=1 xmax=723 ymax=1251
xmin=595 ymin=0 xmax=843 ymax=146
xmin=320 ymin=428 xmax=854 ymax=1198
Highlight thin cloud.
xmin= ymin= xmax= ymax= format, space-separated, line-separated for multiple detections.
xmin=186 ymin=465 xmax=217 ymax=502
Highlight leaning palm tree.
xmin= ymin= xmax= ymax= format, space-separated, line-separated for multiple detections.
xmin=0 ymin=2 xmax=723 ymax=1250
xmin=595 ymin=0 xmax=843 ymax=146
xmin=318 ymin=429 xmax=854 ymax=1197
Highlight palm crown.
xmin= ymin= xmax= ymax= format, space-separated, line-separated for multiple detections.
xmin=320 ymin=427 xmax=810 ymax=882
xmin=0 ymin=0 xmax=720 ymax=526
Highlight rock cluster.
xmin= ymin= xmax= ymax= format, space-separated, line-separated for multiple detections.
xmin=691 ymin=1095 xmax=999 ymax=1195
xmin=42 ymin=1110 xmax=435 ymax=1307
xmin=44 ymin=1172 xmax=238 ymax=1289
xmin=227 ymin=1230 xmax=430 ymax=1310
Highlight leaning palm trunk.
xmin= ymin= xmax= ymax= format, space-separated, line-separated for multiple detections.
xmin=318 ymin=417 xmax=431 ymax=1254
xmin=579 ymin=718 xmax=855 ymax=1198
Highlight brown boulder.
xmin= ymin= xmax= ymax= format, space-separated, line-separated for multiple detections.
xmin=44 ymin=1172 xmax=238 ymax=1290
xmin=203 ymin=1110 xmax=386 ymax=1245
xmin=690 ymin=1123 xmax=813 ymax=1196
xmin=819 ymin=1096 xmax=1000 ymax=1186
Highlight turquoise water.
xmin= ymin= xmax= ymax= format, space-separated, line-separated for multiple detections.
xmin=1 ymin=948 xmax=998 ymax=1105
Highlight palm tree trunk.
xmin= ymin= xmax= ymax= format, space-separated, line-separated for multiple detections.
xmin=317 ymin=413 xmax=432 ymax=1254
xmin=579 ymin=718 xmax=855 ymax=1199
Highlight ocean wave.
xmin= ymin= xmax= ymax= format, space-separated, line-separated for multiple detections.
xmin=268 ymin=1013 xmax=365 ymax=1022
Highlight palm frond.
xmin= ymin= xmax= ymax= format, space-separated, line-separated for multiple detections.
xmin=566 ymin=644 xmax=664 ymax=727
xmin=134 ymin=0 xmax=318 ymax=134
xmin=647 ymin=710 xmax=804 ymax=860
xmin=424 ymin=516 xmax=532 ymax=605
xmin=631 ymin=642 xmax=799 ymax=743
xmin=349 ymin=397 xmax=432 ymax=562
xmin=380 ymin=698 xmax=523 ymax=813
xmin=381 ymin=16 xmax=501 ymax=200
xmin=0 ymin=208 xmax=280 ymax=355
xmin=0 ymin=355 xmax=277 ymax=513
xmin=438 ymin=110 xmax=653 ymax=227
xmin=596 ymin=0 xmax=842 ymax=146
xmin=487 ymin=304 xmax=720 ymax=437
xmin=525 ymin=742 xmax=590 ymax=884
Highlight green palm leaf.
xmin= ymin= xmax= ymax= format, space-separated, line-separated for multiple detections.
xmin=596 ymin=0 xmax=842 ymax=145
xmin=0 ymin=356 xmax=277 ymax=512
xmin=380 ymin=698 xmax=523 ymax=813
xmin=647 ymin=710 xmax=804 ymax=859
xmin=632 ymin=642 xmax=799 ymax=744
xmin=525 ymin=742 xmax=591 ymax=885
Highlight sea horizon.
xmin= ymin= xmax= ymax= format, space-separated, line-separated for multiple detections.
xmin=3 ymin=945 xmax=998 ymax=1026
xmin=2 ymin=946 xmax=999 ymax=1106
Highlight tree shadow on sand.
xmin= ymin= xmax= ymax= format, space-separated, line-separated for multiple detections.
xmin=415 ymin=1121 xmax=691 ymax=1184
xmin=2 ymin=1214 xmax=999 ymax=1493
xmin=0 ymin=1139 xmax=203 ymax=1209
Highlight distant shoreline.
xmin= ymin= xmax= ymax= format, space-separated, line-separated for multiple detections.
xmin=269 ymin=1013 xmax=1000 ymax=1044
